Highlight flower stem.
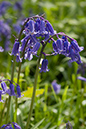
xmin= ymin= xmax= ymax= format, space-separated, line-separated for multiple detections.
xmin=6 ymin=56 xmax=16 ymax=123
xmin=15 ymin=38 xmax=29 ymax=122
xmin=14 ymin=62 xmax=21 ymax=122
xmin=0 ymin=98 xmax=7 ymax=126
xmin=25 ymin=45 xmax=46 ymax=129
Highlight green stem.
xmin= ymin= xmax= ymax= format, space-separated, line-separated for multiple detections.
xmin=15 ymin=62 xmax=21 ymax=122
xmin=15 ymin=38 xmax=29 ymax=122
xmin=25 ymin=45 xmax=46 ymax=129
xmin=6 ymin=56 xmax=16 ymax=123
xmin=0 ymin=99 xmax=7 ymax=126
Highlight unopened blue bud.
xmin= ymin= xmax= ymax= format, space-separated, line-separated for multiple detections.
xmin=46 ymin=22 xmax=54 ymax=34
xmin=35 ymin=18 xmax=40 ymax=32
xmin=1 ymin=82 xmax=7 ymax=92
xmin=21 ymin=35 xmax=30 ymax=51
xmin=28 ymin=20 xmax=34 ymax=33
xmin=63 ymin=41 xmax=69 ymax=49
xmin=40 ymin=59 xmax=49 ymax=73
xmin=56 ymin=39 xmax=63 ymax=52
xmin=52 ymin=42 xmax=58 ymax=52
xmin=16 ymin=85 xmax=21 ymax=98
xmin=12 ymin=41 xmax=19 ymax=56
xmin=62 ymin=36 xmax=68 ymax=41
xmin=9 ymin=83 xmax=16 ymax=96
xmin=40 ymin=20 xmax=45 ymax=34
xmin=71 ymin=40 xmax=83 ymax=52
xmin=69 ymin=45 xmax=82 ymax=64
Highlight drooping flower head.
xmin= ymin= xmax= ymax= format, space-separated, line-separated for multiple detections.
xmin=11 ymin=15 xmax=83 ymax=68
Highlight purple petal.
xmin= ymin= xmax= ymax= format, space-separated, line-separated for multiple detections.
xmin=77 ymin=76 xmax=86 ymax=81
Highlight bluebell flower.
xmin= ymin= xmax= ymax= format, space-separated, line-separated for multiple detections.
xmin=40 ymin=59 xmax=49 ymax=72
xmin=46 ymin=21 xmax=54 ymax=35
xmin=1 ymin=81 xmax=10 ymax=94
xmin=0 ymin=123 xmax=21 ymax=129
xmin=77 ymin=76 xmax=86 ymax=81
xmin=62 ymin=35 xmax=68 ymax=41
xmin=1 ymin=82 xmax=8 ymax=92
xmin=52 ymin=80 xmax=61 ymax=94
xmin=24 ymin=48 xmax=33 ymax=61
xmin=63 ymin=41 xmax=69 ymax=50
xmin=20 ymin=34 xmax=30 ymax=51
xmin=16 ymin=54 xmax=22 ymax=62
xmin=56 ymin=39 xmax=63 ymax=53
xmin=19 ymin=15 xmax=83 ymax=65
xmin=16 ymin=85 xmax=22 ymax=98
xmin=28 ymin=20 xmax=34 ymax=34
xmin=29 ymin=34 xmax=38 ymax=44
xmin=35 ymin=18 xmax=40 ymax=32
xmin=71 ymin=40 xmax=84 ymax=52
xmin=52 ymin=41 xmax=58 ymax=53
xmin=12 ymin=122 xmax=21 ymax=129
xmin=44 ymin=33 xmax=50 ymax=41
xmin=66 ymin=121 xmax=73 ymax=129
xmin=12 ymin=41 xmax=20 ymax=56
xmin=31 ymin=42 xmax=40 ymax=53
xmin=69 ymin=45 xmax=82 ymax=64
xmin=0 ymin=124 xmax=6 ymax=128
xmin=9 ymin=83 xmax=16 ymax=96
xmin=40 ymin=20 xmax=45 ymax=34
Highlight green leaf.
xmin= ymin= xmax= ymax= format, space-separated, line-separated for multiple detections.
xmin=62 ymin=86 xmax=68 ymax=102
xmin=22 ymin=87 xmax=44 ymax=98
xmin=31 ymin=118 xmax=45 ymax=129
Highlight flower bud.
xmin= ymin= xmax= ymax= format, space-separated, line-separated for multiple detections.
xmin=12 ymin=41 xmax=19 ymax=56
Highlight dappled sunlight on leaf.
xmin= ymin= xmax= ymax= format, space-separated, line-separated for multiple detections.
xmin=22 ymin=87 xmax=44 ymax=98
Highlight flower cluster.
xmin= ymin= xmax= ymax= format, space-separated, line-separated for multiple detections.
xmin=0 ymin=80 xmax=22 ymax=102
xmin=53 ymin=33 xmax=84 ymax=64
xmin=0 ymin=122 xmax=21 ymax=129
xmin=11 ymin=15 xmax=83 ymax=73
